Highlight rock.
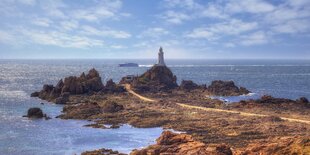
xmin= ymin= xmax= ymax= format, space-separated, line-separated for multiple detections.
xmin=102 ymin=101 xmax=124 ymax=113
xmin=240 ymin=136 xmax=310 ymax=155
xmin=256 ymin=95 xmax=294 ymax=104
xmin=82 ymin=148 xmax=126 ymax=155
xmin=131 ymin=131 xmax=232 ymax=155
xmin=30 ymin=92 xmax=39 ymax=97
xmin=296 ymin=97 xmax=309 ymax=104
xmin=59 ymin=102 xmax=102 ymax=119
xmin=207 ymin=80 xmax=250 ymax=96
xmin=180 ymin=80 xmax=199 ymax=90
xmin=131 ymin=65 xmax=178 ymax=92
xmin=110 ymin=124 xmax=120 ymax=129
xmin=31 ymin=68 xmax=104 ymax=103
xmin=103 ymin=79 xmax=126 ymax=93
xmin=26 ymin=107 xmax=44 ymax=118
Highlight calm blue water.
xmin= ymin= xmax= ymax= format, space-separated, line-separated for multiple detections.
xmin=1 ymin=59 xmax=310 ymax=154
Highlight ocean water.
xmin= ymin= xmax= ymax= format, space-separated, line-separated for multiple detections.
xmin=1 ymin=59 xmax=310 ymax=154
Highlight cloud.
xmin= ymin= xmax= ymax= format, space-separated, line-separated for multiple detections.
xmin=81 ymin=25 xmax=131 ymax=39
xmin=138 ymin=27 xmax=169 ymax=38
xmin=0 ymin=30 xmax=16 ymax=44
xmin=163 ymin=0 xmax=202 ymax=10
xmin=226 ymin=0 xmax=275 ymax=14
xmin=20 ymin=28 xmax=104 ymax=48
xmin=201 ymin=4 xmax=228 ymax=19
xmin=272 ymin=19 xmax=310 ymax=34
xmin=240 ymin=31 xmax=269 ymax=46
xmin=60 ymin=20 xmax=79 ymax=31
xmin=40 ymin=0 xmax=67 ymax=19
xmin=186 ymin=19 xmax=257 ymax=39
xmin=159 ymin=10 xmax=191 ymax=24
xmin=32 ymin=18 xmax=53 ymax=27
xmin=70 ymin=0 xmax=125 ymax=22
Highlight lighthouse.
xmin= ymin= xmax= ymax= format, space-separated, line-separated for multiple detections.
xmin=157 ymin=47 xmax=166 ymax=66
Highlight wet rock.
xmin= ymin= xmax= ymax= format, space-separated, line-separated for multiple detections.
xmin=26 ymin=107 xmax=44 ymax=118
xmin=30 ymin=92 xmax=39 ymax=97
xmin=102 ymin=101 xmax=124 ymax=113
xmin=207 ymin=80 xmax=250 ymax=96
xmin=82 ymin=148 xmax=126 ymax=155
xmin=110 ymin=124 xmax=120 ymax=129
xmin=131 ymin=131 xmax=232 ymax=155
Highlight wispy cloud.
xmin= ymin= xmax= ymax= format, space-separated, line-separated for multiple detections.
xmin=81 ymin=25 xmax=131 ymax=39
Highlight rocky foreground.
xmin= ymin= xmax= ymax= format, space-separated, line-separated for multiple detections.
xmin=31 ymin=67 xmax=310 ymax=155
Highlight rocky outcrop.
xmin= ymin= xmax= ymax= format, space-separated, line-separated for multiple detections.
xmin=131 ymin=131 xmax=232 ymax=155
xmin=58 ymin=102 xmax=102 ymax=119
xmin=31 ymin=68 xmax=104 ymax=104
xmin=102 ymin=100 xmax=124 ymax=113
xmin=179 ymin=80 xmax=204 ymax=90
xmin=131 ymin=65 xmax=178 ymax=92
xmin=256 ymin=95 xmax=295 ymax=104
xmin=82 ymin=148 xmax=126 ymax=155
xmin=25 ymin=107 xmax=44 ymax=118
xmin=207 ymin=80 xmax=250 ymax=96
xmin=238 ymin=136 xmax=310 ymax=155
xmin=103 ymin=79 xmax=126 ymax=93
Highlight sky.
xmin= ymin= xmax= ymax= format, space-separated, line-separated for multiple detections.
xmin=0 ymin=0 xmax=310 ymax=59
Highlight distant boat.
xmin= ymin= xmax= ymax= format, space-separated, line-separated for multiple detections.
xmin=118 ymin=63 xmax=139 ymax=67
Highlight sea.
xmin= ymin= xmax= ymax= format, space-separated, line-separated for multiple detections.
xmin=1 ymin=59 xmax=310 ymax=155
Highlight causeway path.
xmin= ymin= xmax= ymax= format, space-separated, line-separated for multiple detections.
xmin=123 ymin=84 xmax=310 ymax=125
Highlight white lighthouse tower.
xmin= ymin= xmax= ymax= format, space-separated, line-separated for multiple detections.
xmin=157 ymin=47 xmax=166 ymax=66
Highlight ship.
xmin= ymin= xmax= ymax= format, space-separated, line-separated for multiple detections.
xmin=118 ymin=63 xmax=139 ymax=67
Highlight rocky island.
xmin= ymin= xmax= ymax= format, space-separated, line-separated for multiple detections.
xmin=31 ymin=48 xmax=310 ymax=155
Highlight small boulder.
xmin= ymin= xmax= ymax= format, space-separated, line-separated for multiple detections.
xmin=30 ymin=92 xmax=39 ymax=97
xmin=26 ymin=107 xmax=44 ymax=118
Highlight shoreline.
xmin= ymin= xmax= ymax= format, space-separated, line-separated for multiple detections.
xmin=30 ymin=67 xmax=310 ymax=154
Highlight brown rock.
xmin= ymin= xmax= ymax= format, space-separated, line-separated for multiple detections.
xmin=207 ymin=80 xmax=250 ymax=96
xmin=31 ymin=68 xmax=104 ymax=103
xmin=59 ymin=102 xmax=102 ymax=119
xmin=180 ymin=80 xmax=199 ymax=90
xmin=132 ymin=65 xmax=178 ymax=92
xmin=102 ymin=101 xmax=124 ymax=113
xmin=82 ymin=148 xmax=126 ymax=155
xmin=131 ymin=131 xmax=232 ymax=155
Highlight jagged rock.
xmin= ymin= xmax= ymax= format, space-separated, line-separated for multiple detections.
xmin=180 ymin=80 xmax=199 ymax=90
xmin=132 ymin=65 xmax=178 ymax=92
xmin=103 ymin=79 xmax=126 ymax=93
xmin=26 ymin=107 xmax=44 ymax=118
xmin=31 ymin=68 xmax=104 ymax=103
xmin=131 ymin=131 xmax=232 ymax=155
xmin=102 ymin=101 xmax=124 ymax=113
xmin=207 ymin=80 xmax=250 ymax=96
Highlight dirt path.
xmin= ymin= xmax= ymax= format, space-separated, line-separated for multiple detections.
xmin=124 ymin=84 xmax=310 ymax=125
